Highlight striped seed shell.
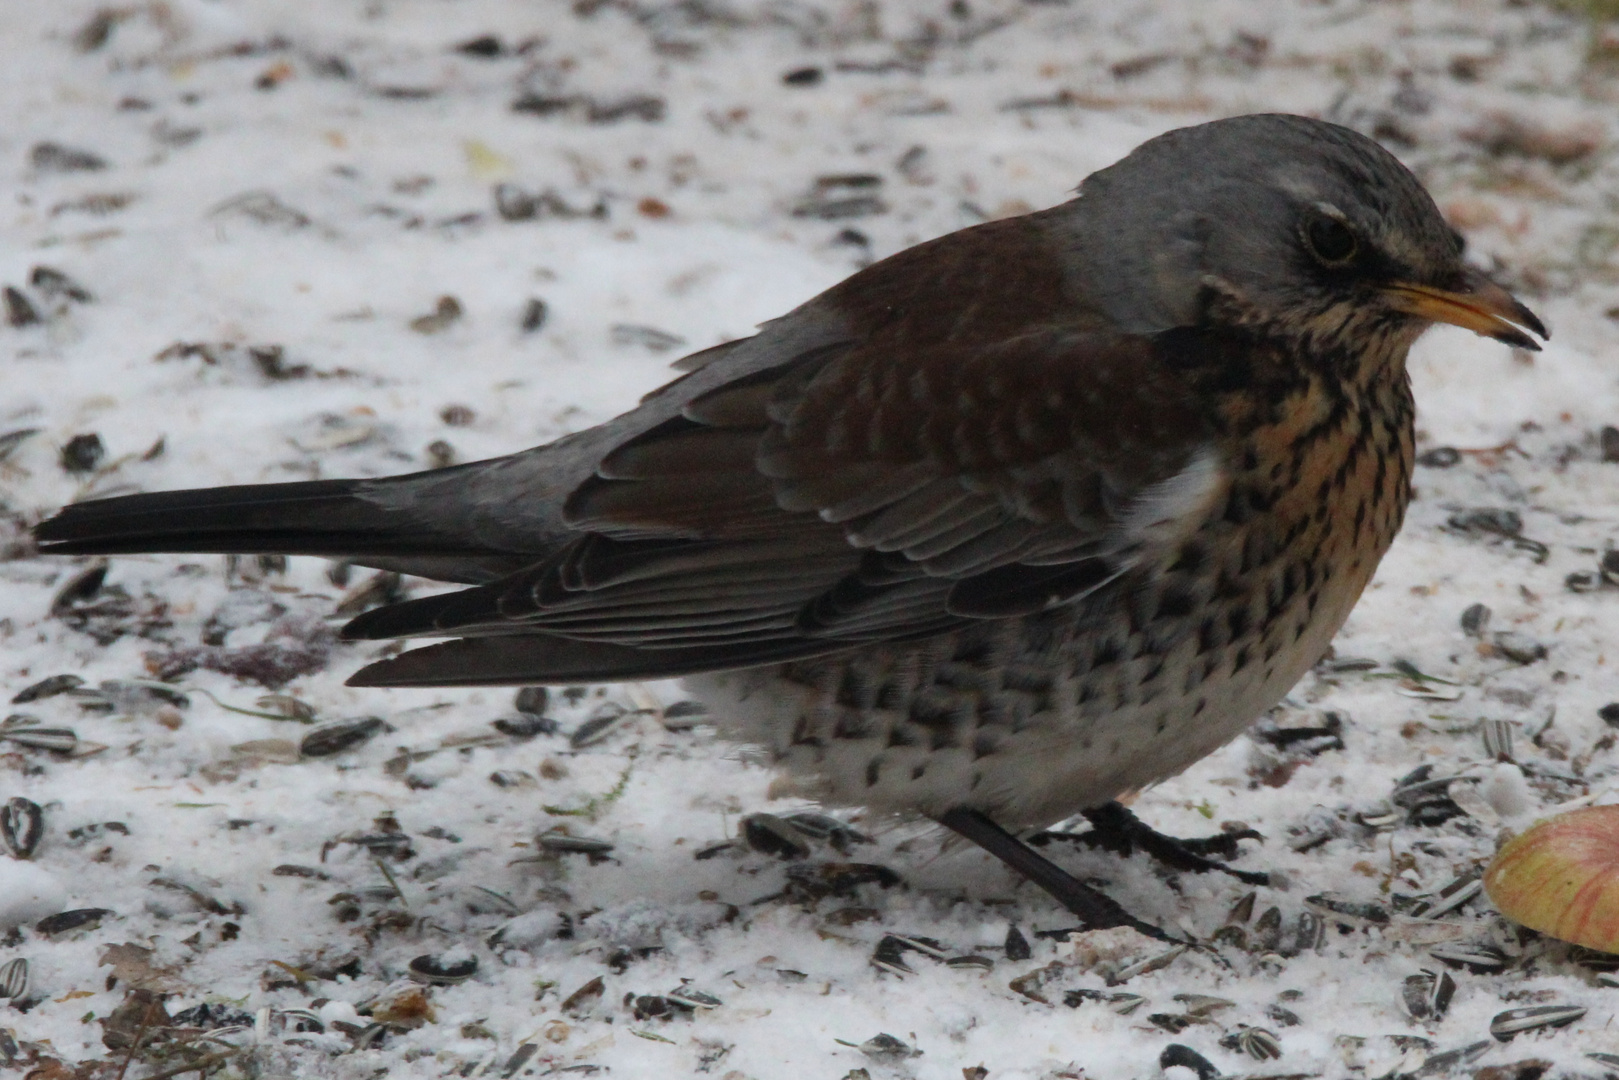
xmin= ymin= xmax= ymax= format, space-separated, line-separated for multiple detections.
xmin=1 ymin=797 xmax=43 ymax=859
xmin=1489 ymin=1005 xmax=1585 ymax=1042
xmin=0 ymin=958 xmax=27 ymax=1000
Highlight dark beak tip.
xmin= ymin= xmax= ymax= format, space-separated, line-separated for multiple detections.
xmin=1495 ymin=328 xmax=1541 ymax=352
xmin=1510 ymin=299 xmax=1549 ymax=341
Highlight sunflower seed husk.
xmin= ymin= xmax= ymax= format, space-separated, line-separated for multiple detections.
xmin=35 ymin=907 xmax=112 ymax=937
xmin=1305 ymin=893 xmax=1391 ymax=926
xmin=1587 ymin=1051 xmax=1619 ymax=1071
xmin=1 ymin=797 xmax=44 ymax=859
xmin=1004 ymin=924 xmax=1031 ymax=960
xmin=1266 ymin=1003 xmax=1302 ymax=1027
xmin=1355 ymin=806 xmax=1402 ymax=830
xmin=1449 ymin=507 xmax=1523 ymax=536
xmin=500 ymin=1042 xmax=539 ymax=1078
xmin=1446 ymin=780 xmax=1502 ymax=828
xmin=1105 ymin=943 xmax=1187 ymax=985
xmin=693 ymin=839 xmax=741 ymax=860
xmin=465 ymin=886 xmax=521 ymax=917
xmin=408 ymin=953 xmax=478 ymax=985
xmin=50 ymin=563 xmax=107 ymax=614
xmin=1220 ymin=1025 xmax=1282 ymax=1060
xmin=535 ymin=827 xmax=614 ymax=855
xmin=570 ymin=702 xmax=628 ymax=748
xmin=256 ymin=694 xmax=315 ymax=722
xmin=1 ymin=718 xmax=78 ymax=754
xmin=869 ymin=944 xmax=910 ymax=976
xmin=856 ymin=1033 xmax=919 ymax=1060
xmin=1409 ymin=1040 xmax=1490 ymax=1076
xmin=1396 ymin=683 xmax=1464 ymax=702
xmin=1489 ymin=1005 xmax=1585 ymax=1042
xmin=1402 ymin=969 xmax=1456 ymax=1020
xmin=99 ymin=680 xmax=189 ymax=710
xmin=1159 ymin=1043 xmax=1220 ymax=1080
xmin=741 ymin=812 xmax=813 ymax=860
xmin=1062 ymin=988 xmax=1146 ymax=1014
xmin=781 ymin=811 xmax=870 ymax=851
xmin=275 ymin=1007 xmax=325 ymax=1033
xmin=1253 ymin=906 xmax=1283 ymax=952
xmin=1460 ymin=603 xmax=1492 ymax=638
xmin=1492 ymin=631 xmax=1547 ymax=665
xmin=1148 ymin=1013 xmax=1202 ymax=1034
xmin=628 ymin=993 xmax=674 ymax=1021
xmin=10 ymin=674 xmax=84 ymax=704
xmin=1408 ymin=873 xmax=1483 ymax=919
xmin=1569 ymin=946 xmax=1619 ymax=973
xmin=169 ymin=1002 xmax=253 ymax=1031
xmin=1289 ymin=815 xmax=1342 ymax=851
xmin=889 ymin=934 xmax=947 ymax=960
xmin=513 ymin=687 xmax=549 ymax=717
xmin=0 ymin=1027 xmax=17 ymax=1067
xmin=1391 ymin=765 xmax=1454 ymax=805
xmin=0 ymin=958 xmax=28 ymax=1000
xmin=299 ymin=716 xmax=389 ymax=758
xmin=492 ymin=714 xmax=555 ymax=739
xmin=0 ymin=428 xmax=39 ymax=465
xmin=1173 ymin=993 xmax=1236 ymax=1017
xmin=945 ymin=954 xmax=994 ymax=970
xmin=872 ymin=934 xmax=942 ymax=975
xmin=666 ymin=985 xmax=722 ymax=1009
xmin=1569 ymin=570 xmax=1603 ymax=592
xmin=519 ymin=297 xmax=548 ymax=333
xmin=1407 ymin=795 xmax=1466 ymax=827
xmin=66 ymin=821 xmax=128 ymax=843
xmin=1479 ymin=719 xmax=1515 ymax=761
xmin=1428 ymin=941 xmax=1508 ymax=973
xmin=784 ymin=861 xmax=900 ymax=900
xmin=660 ymin=700 xmax=708 ymax=731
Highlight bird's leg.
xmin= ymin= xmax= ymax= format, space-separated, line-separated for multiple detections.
xmin=934 ymin=807 xmax=1184 ymax=944
xmin=1031 ymin=801 xmax=1267 ymax=886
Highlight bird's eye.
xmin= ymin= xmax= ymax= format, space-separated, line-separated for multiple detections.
xmin=1303 ymin=213 xmax=1358 ymax=266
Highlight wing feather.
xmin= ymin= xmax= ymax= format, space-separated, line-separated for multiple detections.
xmin=351 ymin=216 xmax=1228 ymax=680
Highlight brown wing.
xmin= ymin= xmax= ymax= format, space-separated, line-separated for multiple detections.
xmin=344 ymin=326 xmax=1224 ymax=664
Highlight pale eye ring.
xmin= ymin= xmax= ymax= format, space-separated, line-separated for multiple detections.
xmin=1302 ymin=212 xmax=1358 ymax=265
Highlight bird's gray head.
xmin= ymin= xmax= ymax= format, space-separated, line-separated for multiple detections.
xmin=1063 ymin=113 xmax=1544 ymax=357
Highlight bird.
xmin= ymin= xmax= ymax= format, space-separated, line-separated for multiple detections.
xmin=34 ymin=113 xmax=1545 ymax=937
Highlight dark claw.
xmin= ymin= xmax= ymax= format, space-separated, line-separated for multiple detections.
xmin=1031 ymin=801 xmax=1270 ymax=886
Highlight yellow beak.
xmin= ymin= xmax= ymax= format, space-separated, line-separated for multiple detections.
xmin=1383 ymin=268 xmax=1548 ymax=351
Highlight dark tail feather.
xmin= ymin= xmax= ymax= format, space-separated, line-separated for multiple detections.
xmin=348 ymin=634 xmax=843 ymax=687
xmin=32 ymin=476 xmax=541 ymax=583
xmin=36 ymin=480 xmax=396 ymax=555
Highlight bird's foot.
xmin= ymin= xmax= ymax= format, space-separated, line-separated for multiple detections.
xmin=934 ymin=807 xmax=1190 ymax=945
xmin=1032 ymin=801 xmax=1268 ymax=886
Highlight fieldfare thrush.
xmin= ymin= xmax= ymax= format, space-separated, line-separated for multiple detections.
xmin=35 ymin=113 xmax=1547 ymax=936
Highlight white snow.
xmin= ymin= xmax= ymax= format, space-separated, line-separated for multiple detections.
xmin=3 ymin=1 xmax=1619 ymax=1077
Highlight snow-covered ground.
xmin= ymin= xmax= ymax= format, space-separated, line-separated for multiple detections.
xmin=2 ymin=1 xmax=1619 ymax=1077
